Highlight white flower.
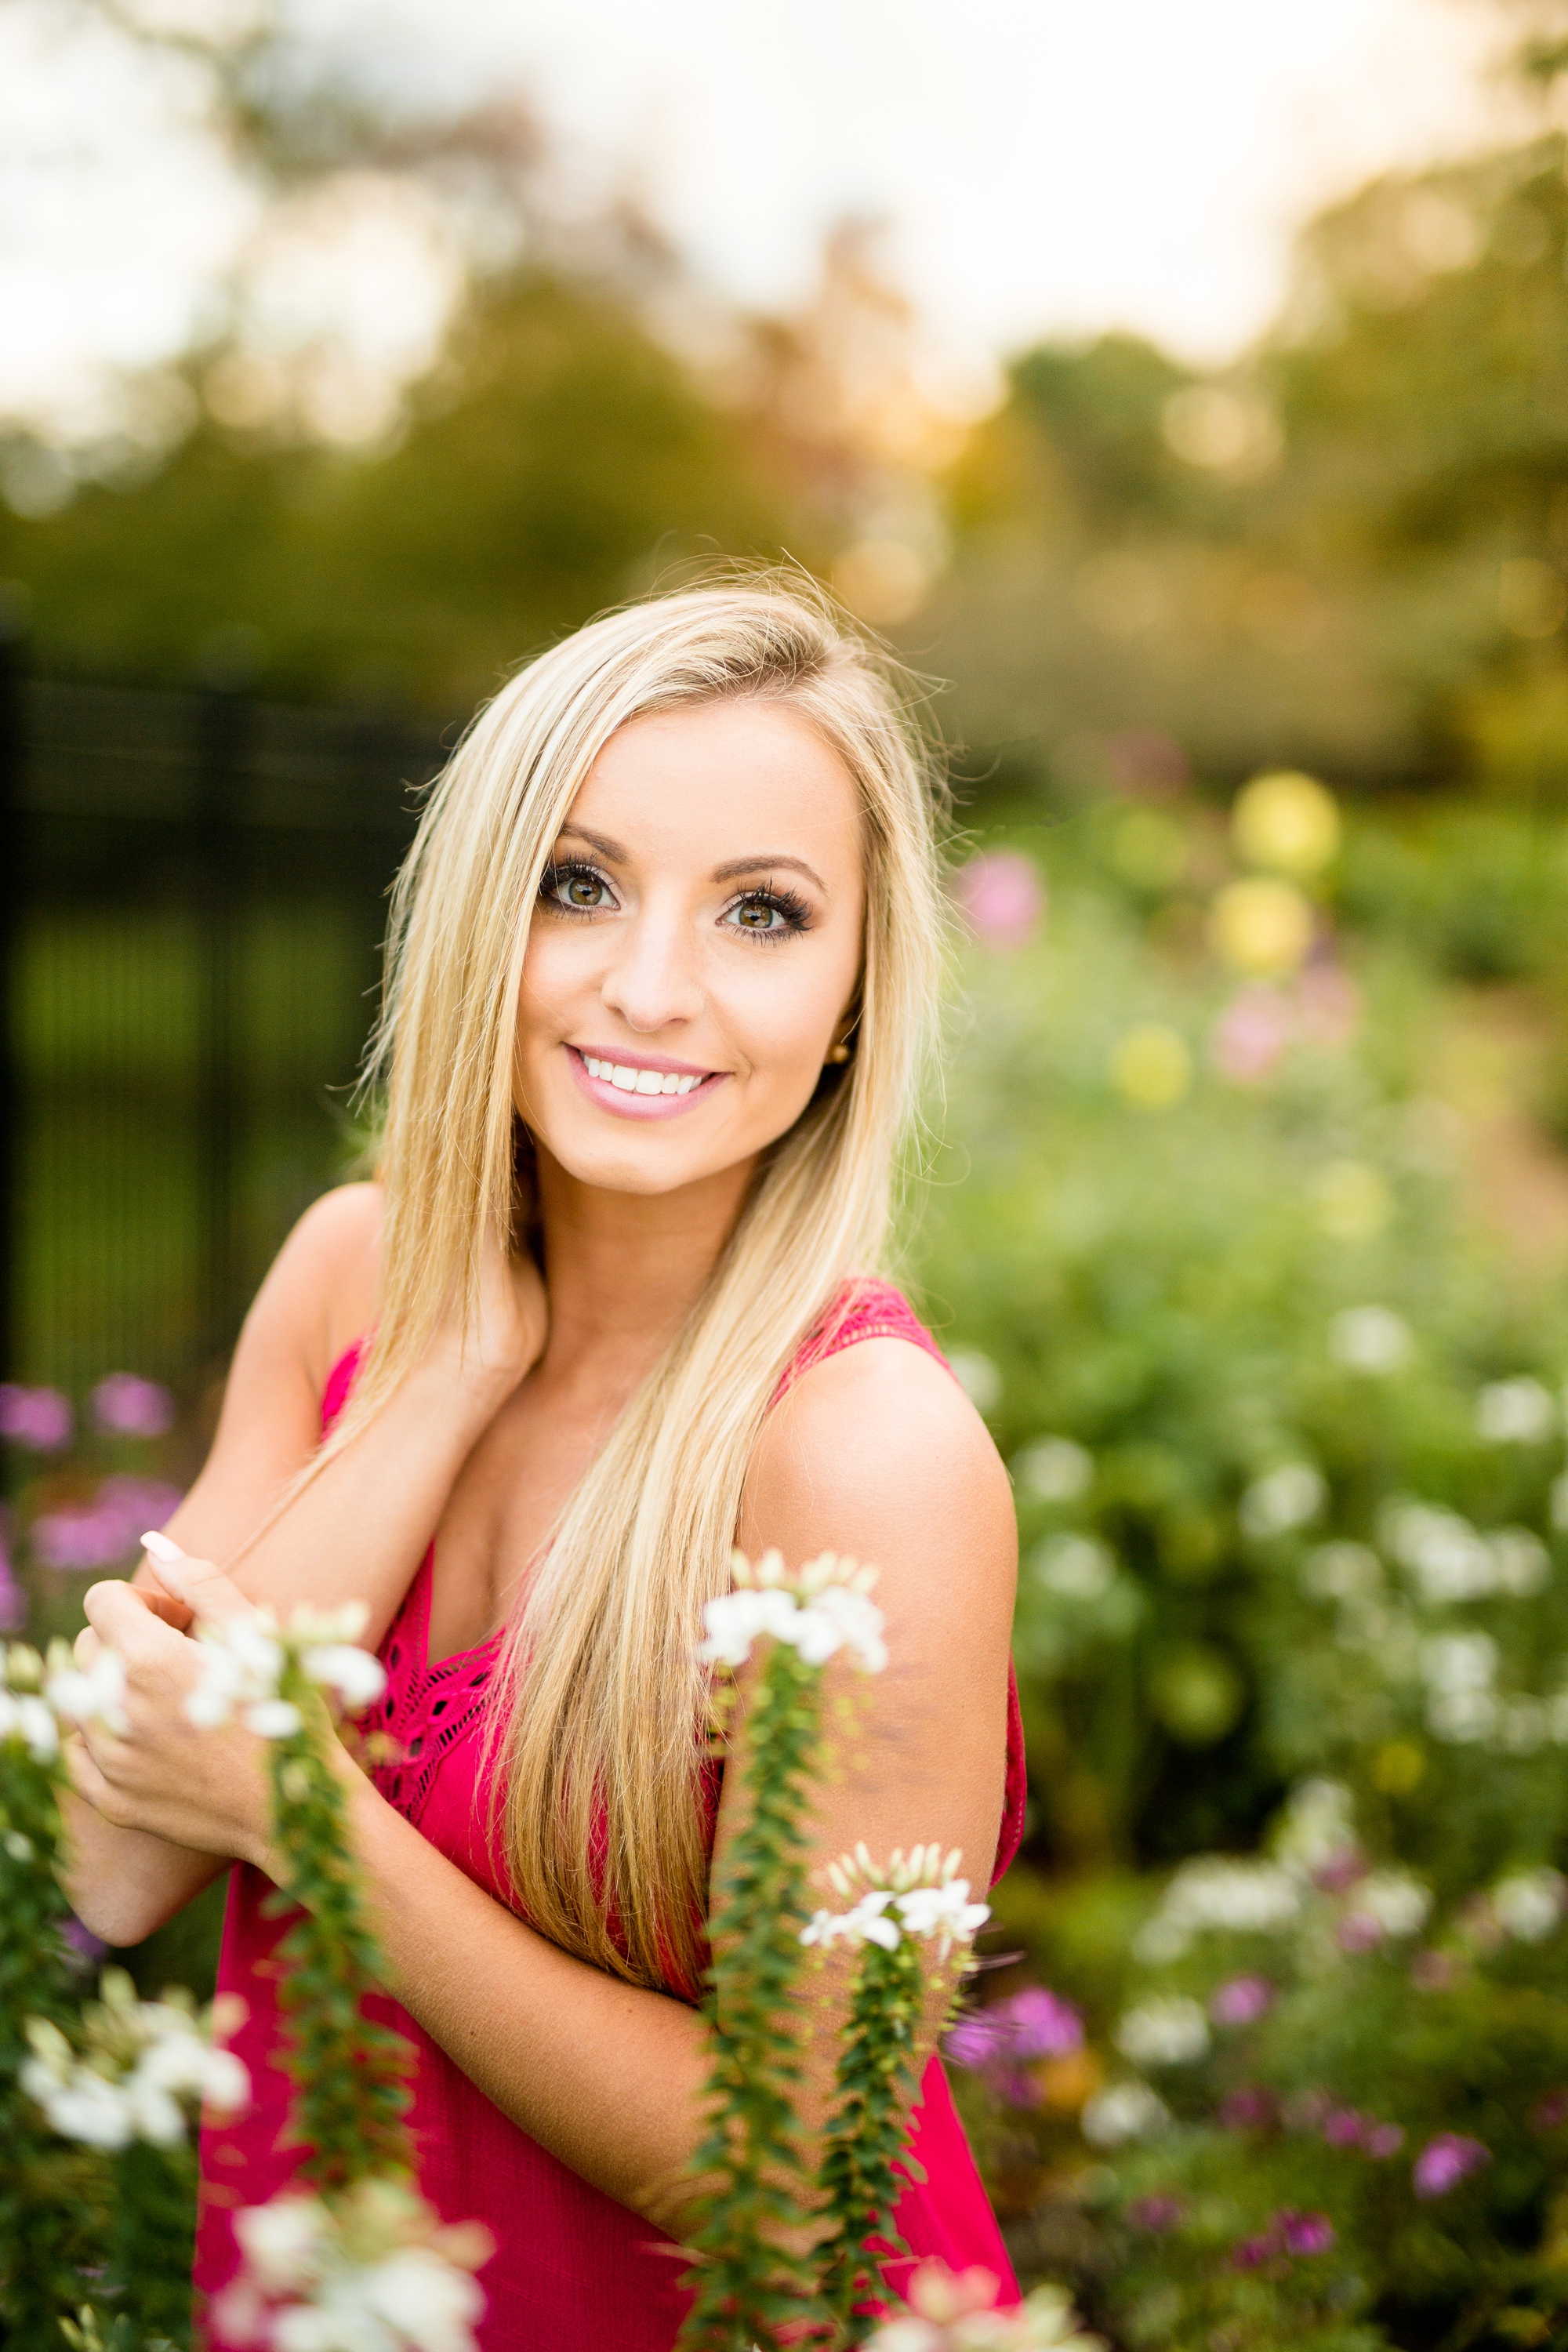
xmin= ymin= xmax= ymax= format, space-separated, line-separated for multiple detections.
xmin=698 ymin=1556 xmax=887 ymax=1674
xmin=246 ymin=1699 xmax=304 ymax=1740
xmin=1381 ymin=1501 xmax=1496 ymax=1604
xmin=1112 ymin=1996 xmax=1210 ymax=2067
xmin=1275 ymin=1777 xmax=1358 ymax=1876
xmin=359 ymin=2248 xmax=486 ymax=2351
xmin=949 ymin=1351 xmax=1001 ymax=1413
xmin=1240 ymin=1463 xmax=1325 ymax=1541
xmin=1080 ymin=2079 xmax=1170 ymax=2147
xmin=0 ymin=1690 xmax=60 ymax=1761
xmin=235 ymin=2195 xmax=331 ymax=2291
xmin=1493 ymin=1867 xmax=1564 ymax=1943
xmin=1031 ymin=1534 xmax=1115 ymax=1601
xmin=1476 ymin=1377 xmax=1555 ymax=1444
xmin=1490 ymin=1529 xmax=1551 ymax=1596
xmin=1353 ymin=1871 xmax=1430 ymax=1937
xmin=45 ymin=1647 xmax=129 ymax=1734
xmin=1421 ymin=1632 xmax=1498 ymax=1697
xmin=1299 ymin=1542 xmax=1381 ymax=1601
xmin=302 ymin=1644 xmax=387 ymax=1711
xmin=1329 ymin=1305 xmax=1411 ymax=1374
xmin=20 ymin=1976 xmax=248 ymax=2151
xmin=895 ymin=1878 xmax=991 ymax=1958
xmin=21 ymin=2062 xmax=132 ymax=2148
xmin=1428 ymin=1687 xmax=1499 ymax=1744
xmin=1014 ymin=1437 xmax=1094 ymax=1504
xmin=1133 ymin=1855 xmax=1301 ymax=1961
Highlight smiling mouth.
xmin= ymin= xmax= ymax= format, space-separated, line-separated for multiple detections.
xmin=579 ymin=1052 xmax=710 ymax=1098
xmin=565 ymin=1044 xmax=727 ymax=1116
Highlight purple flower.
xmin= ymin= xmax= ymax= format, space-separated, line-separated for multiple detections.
xmin=1127 ymin=2196 xmax=1184 ymax=2234
xmin=945 ymin=1984 xmax=1083 ymax=2075
xmin=1279 ymin=2210 xmax=1335 ymax=2257
xmin=1365 ymin=2123 xmax=1406 ymax=2159
xmin=1532 ymin=2089 xmax=1568 ymax=2133
xmin=1322 ymin=2107 xmax=1365 ymax=2148
xmin=953 ymin=853 xmax=1045 ymax=949
xmin=91 ymin=1373 xmax=176 ymax=1439
xmin=62 ymin=1916 xmax=107 ymax=1966
xmin=1414 ymin=2134 xmax=1490 ymax=2199
xmin=1312 ymin=1849 xmax=1367 ymax=1895
xmin=1218 ymin=2085 xmax=1277 ymax=2132
xmin=0 ymin=1537 xmax=24 ymax=1632
xmin=996 ymin=1986 xmax=1084 ymax=2059
xmin=1337 ymin=1911 xmax=1384 ymax=1955
xmin=30 ymin=1475 xmax=183 ymax=1571
xmin=0 ymin=1384 xmax=73 ymax=1451
xmin=944 ymin=2013 xmax=1003 ymax=2069
xmin=1210 ymin=1974 xmax=1273 ymax=2027
xmin=1230 ymin=2234 xmax=1276 ymax=2270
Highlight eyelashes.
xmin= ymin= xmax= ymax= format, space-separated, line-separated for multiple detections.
xmin=538 ymin=859 xmax=813 ymax=942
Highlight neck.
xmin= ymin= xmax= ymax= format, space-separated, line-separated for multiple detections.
xmin=531 ymin=1144 xmax=757 ymax=1389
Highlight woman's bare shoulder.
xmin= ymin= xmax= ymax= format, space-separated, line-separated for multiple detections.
xmin=742 ymin=1335 xmax=1016 ymax=1624
xmin=240 ymin=1181 xmax=383 ymax=1395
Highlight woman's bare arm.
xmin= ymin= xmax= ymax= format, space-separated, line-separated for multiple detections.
xmin=64 ymin=1182 xmax=544 ymax=1945
xmin=68 ymin=1338 xmax=1016 ymax=2224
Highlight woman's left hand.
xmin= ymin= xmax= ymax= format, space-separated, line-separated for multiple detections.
xmin=66 ymin=1574 xmax=275 ymax=1871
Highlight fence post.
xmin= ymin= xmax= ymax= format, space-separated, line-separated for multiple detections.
xmin=194 ymin=681 xmax=249 ymax=1371
xmin=0 ymin=593 xmax=24 ymax=1392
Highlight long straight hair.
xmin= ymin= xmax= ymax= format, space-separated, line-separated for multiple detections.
xmin=350 ymin=577 xmax=946 ymax=1992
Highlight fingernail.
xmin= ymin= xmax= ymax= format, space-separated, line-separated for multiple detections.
xmin=142 ymin=1531 xmax=184 ymax=1562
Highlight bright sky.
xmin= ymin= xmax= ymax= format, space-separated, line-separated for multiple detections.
xmin=0 ymin=0 xmax=1524 ymax=437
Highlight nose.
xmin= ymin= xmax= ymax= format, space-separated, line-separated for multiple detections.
xmin=598 ymin=902 xmax=706 ymax=1035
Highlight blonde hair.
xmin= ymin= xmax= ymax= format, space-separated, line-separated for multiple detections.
xmin=354 ymin=576 xmax=946 ymax=1992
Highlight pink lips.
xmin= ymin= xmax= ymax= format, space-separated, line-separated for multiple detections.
xmin=565 ymin=1044 xmax=727 ymax=1122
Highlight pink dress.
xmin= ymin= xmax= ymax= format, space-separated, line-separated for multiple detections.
xmin=196 ymin=1280 xmax=1027 ymax=2347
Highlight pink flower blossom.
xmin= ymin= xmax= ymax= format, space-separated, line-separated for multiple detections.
xmin=1336 ymin=1911 xmax=1384 ymax=1955
xmin=1210 ymin=985 xmax=1294 ymax=1083
xmin=1218 ymin=2085 xmax=1276 ymax=2132
xmin=0 ymin=1385 xmax=73 ymax=1451
xmin=952 ymin=853 xmax=1044 ymax=949
xmin=1365 ymin=2123 xmax=1406 ymax=2158
xmin=1230 ymin=2234 xmax=1276 ymax=2270
xmin=31 ymin=1476 xmax=183 ymax=1571
xmin=944 ymin=1984 xmax=1083 ymax=2074
xmin=1210 ymin=1975 xmax=1273 ymax=2027
xmin=1127 ymin=2196 xmax=1184 ymax=2233
xmin=1323 ymin=2107 xmax=1365 ymax=2148
xmin=1296 ymin=963 xmax=1359 ymax=1047
xmin=1279 ymin=2210 xmax=1334 ymax=2257
xmin=0 ymin=1537 xmax=24 ymax=1632
xmin=1414 ymin=2133 xmax=1490 ymax=2199
xmin=91 ymin=1374 xmax=176 ymax=1439
xmin=1532 ymin=2089 xmax=1568 ymax=2132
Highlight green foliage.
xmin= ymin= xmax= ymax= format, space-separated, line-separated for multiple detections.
xmin=816 ymin=1934 xmax=926 ymax=2338
xmin=681 ymin=1638 xmax=827 ymax=2351
xmin=263 ymin=1657 xmax=412 ymax=2194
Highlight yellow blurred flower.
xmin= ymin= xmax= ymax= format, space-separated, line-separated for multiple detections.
xmin=1315 ymin=1160 xmax=1392 ymax=1243
xmin=1210 ymin=877 xmax=1314 ymax=976
xmin=1232 ymin=770 xmax=1341 ymax=877
xmin=1112 ymin=1025 xmax=1192 ymax=1108
xmin=1033 ymin=2049 xmax=1104 ymax=2111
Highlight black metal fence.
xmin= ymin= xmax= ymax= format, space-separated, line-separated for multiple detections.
xmin=1 ymin=637 xmax=442 ymax=1397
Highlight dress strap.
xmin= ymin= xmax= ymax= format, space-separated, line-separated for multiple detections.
xmin=768 ymin=1277 xmax=951 ymax=1411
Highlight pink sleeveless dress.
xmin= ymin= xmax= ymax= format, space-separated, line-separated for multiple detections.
xmin=195 ymin=1280 xmax=1027 ymax=2346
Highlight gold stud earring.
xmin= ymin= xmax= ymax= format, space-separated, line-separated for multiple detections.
xmin=826 ymin=1040 xmax=851 ymax=1065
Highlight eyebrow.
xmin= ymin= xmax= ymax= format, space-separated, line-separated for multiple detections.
xmin=556 ymin=826 xmax=828 ymax=895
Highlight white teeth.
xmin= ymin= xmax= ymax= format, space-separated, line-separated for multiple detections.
xmin=581 ymin=1053 xmax=705 ymax=1097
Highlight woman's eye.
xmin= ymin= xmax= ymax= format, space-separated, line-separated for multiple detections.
xmin=724 ymin=889 xmax=809 ymax=939
xmin=543 ymin=865 xmax=613 ymax=913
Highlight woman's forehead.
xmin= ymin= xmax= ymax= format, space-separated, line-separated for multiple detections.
xmin=566 ymin=701 xmax=862 ymax=868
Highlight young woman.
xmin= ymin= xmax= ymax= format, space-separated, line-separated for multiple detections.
xmin=64 ymin=580 xmax=1023 ymax=2347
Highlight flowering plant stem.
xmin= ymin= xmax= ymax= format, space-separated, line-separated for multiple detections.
xmin=816 ymin=1933 xmax=927 ymax=2339
xmin=261 ymin=1653 xmax=411 ymax=2195
xmin=0 ymin=1668 xmax=103 ymax=2348
xmin=679 ymin=1638 xmax=830 ymax=2352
